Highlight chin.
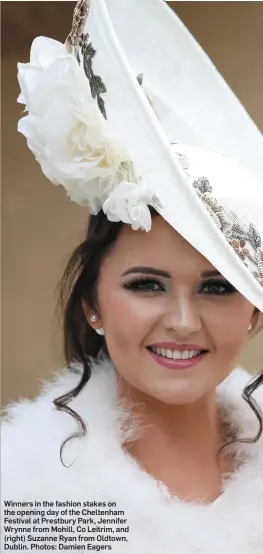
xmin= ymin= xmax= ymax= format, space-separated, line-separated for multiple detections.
xmin=159 ymin=368 xmax=227 ymax=403
xmin=147 ymin=383 xmax=206 ymax=406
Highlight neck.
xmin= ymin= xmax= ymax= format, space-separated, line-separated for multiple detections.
xmin=118 ymin=377 xmax=230 ymax=503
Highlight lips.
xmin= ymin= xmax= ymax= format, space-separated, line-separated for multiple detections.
xmin=147 ymin=347 xmax=208 ymax=370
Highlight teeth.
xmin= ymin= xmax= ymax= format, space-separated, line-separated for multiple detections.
xmin=151 ymin=347 xmax=202 ymax=360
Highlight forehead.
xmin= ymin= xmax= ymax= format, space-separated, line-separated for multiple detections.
xmin=102 ymin=216 xmax=215 ymax=278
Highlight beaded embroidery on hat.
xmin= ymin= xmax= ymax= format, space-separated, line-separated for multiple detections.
xmin=65 ymin=0 xmax=107 ymax=119
xmin=193 ymin=177 xmax=263 ymax=287
xmin=65 ymin=0 xmax=89 ymax=59
xmin=175 ymin=151 xmax=263 ymax=288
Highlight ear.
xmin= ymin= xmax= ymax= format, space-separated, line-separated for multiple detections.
xmin=251 ymin=308 xmax=261 ymax=331
xmin=81 ymin=299 xmax=102 ymax=329
xmin=81 ymin=298 xmax=90 ymax=322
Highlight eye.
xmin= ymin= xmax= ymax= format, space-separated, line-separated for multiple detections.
xmin=198 ymin=280 xmax=237 ymax=295
xmin=122 ymin=277 xmax=166 ymax=293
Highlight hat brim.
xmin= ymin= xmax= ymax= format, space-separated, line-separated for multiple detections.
xmin=69 ymin=0 xmax=263 ymax=310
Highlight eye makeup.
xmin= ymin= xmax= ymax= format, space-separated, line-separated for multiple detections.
xmin=121 ymin=274 xmax=238 ymax=295
xmin=197 ymin=279 xmax=237 ymax=295
xmin=122 ymin=276 xmax=166 ymax=293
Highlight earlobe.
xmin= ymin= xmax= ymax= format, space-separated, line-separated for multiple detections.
xmin=81 ymin=299 xmax=104 ymax=334
xmin=81 ymin=299 xmax=98 ymax=324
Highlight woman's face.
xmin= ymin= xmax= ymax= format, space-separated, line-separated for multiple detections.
xmin=84 ymin=216 xmax=259 ymax=405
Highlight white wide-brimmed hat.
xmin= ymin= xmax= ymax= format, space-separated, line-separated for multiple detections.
xmin=17 ymin=0 xmax=263 ymax=311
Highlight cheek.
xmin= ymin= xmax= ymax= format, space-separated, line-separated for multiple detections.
xmin=205 ymin=299 xmax=252 ymax=355
xmin=99 ymin=287 xmax=158 ymax=349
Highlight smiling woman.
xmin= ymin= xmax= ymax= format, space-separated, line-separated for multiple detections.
xmin=58 ymin=206 xmax=262 ymax=457
xmin=1 ymin=0 xmax=263 ymax=553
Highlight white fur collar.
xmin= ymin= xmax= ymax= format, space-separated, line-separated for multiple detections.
xmin=1 ymin=356 xmax=263 ymax=553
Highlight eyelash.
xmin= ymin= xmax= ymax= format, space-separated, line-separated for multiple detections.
xmin=122 ymin=276 xmax=237 ymax=295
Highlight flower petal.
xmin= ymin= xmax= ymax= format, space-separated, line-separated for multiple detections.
xmin=30 ymin=37 xmax=67 ymax=68
xmin=16 ymin=36 xmax=138 ymax=213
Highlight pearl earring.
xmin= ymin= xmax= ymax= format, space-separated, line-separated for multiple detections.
xmin=89 ymin=314 xmax=104 ymax=335
xmin=248 ymin=323 xmax=252 ymax=331
xmin=89 ymin=314 xmax=98 ymax=323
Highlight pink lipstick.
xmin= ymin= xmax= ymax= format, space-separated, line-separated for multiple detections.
xmin=146 ymin=342 xmax=208 ymax=370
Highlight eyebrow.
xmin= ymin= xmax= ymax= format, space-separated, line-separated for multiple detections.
xmin=121 ymin=266 xmax=222 ymax=279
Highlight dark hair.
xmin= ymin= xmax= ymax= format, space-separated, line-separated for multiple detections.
xmin=54 ymin=209 xmax=263 ymax=466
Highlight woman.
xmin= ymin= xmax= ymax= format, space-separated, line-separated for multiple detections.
xmin=1 ymin=0 xmax=263 ymax=552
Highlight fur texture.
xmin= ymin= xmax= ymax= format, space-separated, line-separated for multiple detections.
xmin=1 ymin=355 xmax=263 ymax=553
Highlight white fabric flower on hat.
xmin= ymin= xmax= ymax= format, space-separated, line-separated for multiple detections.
xmin=102 ymin=182 xmax=161 ymax=231
xmin=17 ymin=36 xmax=136 ymax=213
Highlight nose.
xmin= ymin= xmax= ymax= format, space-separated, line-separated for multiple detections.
xmin=162 ymin=296 xmax=202 ymax=337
